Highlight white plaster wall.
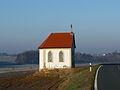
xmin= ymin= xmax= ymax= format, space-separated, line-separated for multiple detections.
xmin=39 ymin=49 xmax=43 ymax=70
xmin=39 ymin=48 xmax=72 ymax=70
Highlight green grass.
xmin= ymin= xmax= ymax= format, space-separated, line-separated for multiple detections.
xmin=58 ymin=66 xmax=99 ymax=90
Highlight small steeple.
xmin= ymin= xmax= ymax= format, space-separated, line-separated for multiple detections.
xmin=70 ymin=24 xmax=73 ymax=32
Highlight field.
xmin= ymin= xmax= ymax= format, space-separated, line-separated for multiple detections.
xmin=0 ymin=56 xmax=16 ymax=62
xmin=0 ymin=66 xmax=99 ymax=90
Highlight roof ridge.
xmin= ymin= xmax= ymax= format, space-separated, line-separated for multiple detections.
xmin=52 ymin=32 xmax=73 ymax=34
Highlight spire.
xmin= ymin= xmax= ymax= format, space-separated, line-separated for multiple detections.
xmin=70 ymin=24 xmax=72 ymax=32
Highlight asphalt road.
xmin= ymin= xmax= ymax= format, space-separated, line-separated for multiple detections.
xmin=98 ymin=64 xmax=120 ymax=90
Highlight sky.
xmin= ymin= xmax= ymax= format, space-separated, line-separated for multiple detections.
xmin=0 ymin=0 xmax=120 ymax=54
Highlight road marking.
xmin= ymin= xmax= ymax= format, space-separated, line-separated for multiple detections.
xmin=94 ymin=65 xmax=103 ymax=90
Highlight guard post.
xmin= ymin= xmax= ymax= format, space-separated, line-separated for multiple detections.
xmin=89 ymin=63 xmax=92 ymax=72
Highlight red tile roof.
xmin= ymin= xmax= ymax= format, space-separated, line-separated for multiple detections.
xmin=38 ymin=32 xmax=76 ymax=49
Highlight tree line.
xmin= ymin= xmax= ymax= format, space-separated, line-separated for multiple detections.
xmin=15 ymin=50 xmax=120 ymax=64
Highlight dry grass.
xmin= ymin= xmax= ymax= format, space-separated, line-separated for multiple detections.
xmin=57 ymin=66 xmax=99 ymax=90
xmin=0 ymin=66 xmax=99 ymax=90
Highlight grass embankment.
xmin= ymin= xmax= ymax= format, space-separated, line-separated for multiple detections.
xmin=57 ymin=66 xmax=99 ymax=90
xmin=0 ymin=66 xmax=99 ymax=90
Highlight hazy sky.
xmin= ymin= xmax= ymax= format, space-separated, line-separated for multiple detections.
xmin=0 ymin=0 xmax=120 ymax=54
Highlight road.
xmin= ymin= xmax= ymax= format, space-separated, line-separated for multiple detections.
xmin=98 ymin=64 xmax=120 ymax=90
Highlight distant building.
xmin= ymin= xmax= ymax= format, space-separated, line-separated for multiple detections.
xmin=38 ymin=32 xmax=76 ymax=71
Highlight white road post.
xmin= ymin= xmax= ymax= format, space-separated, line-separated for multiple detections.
xmin=90 ymin=63 xmax=92 ymax=72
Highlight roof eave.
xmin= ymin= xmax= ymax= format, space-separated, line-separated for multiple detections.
xmin=38 ymin=47 xmax=72 ymax=49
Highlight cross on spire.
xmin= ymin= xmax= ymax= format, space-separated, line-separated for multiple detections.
xmin=70 ymin=24 xmax=73 ymax=32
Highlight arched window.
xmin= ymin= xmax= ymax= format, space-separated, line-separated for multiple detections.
xmin=48 ymin=51 xmax=52 ymax=62
xmin=59 ymin=51 xmax=64 ymax=62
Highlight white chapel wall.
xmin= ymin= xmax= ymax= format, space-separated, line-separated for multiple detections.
xmin=39 ymin=48 xmax=72 ymax=70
